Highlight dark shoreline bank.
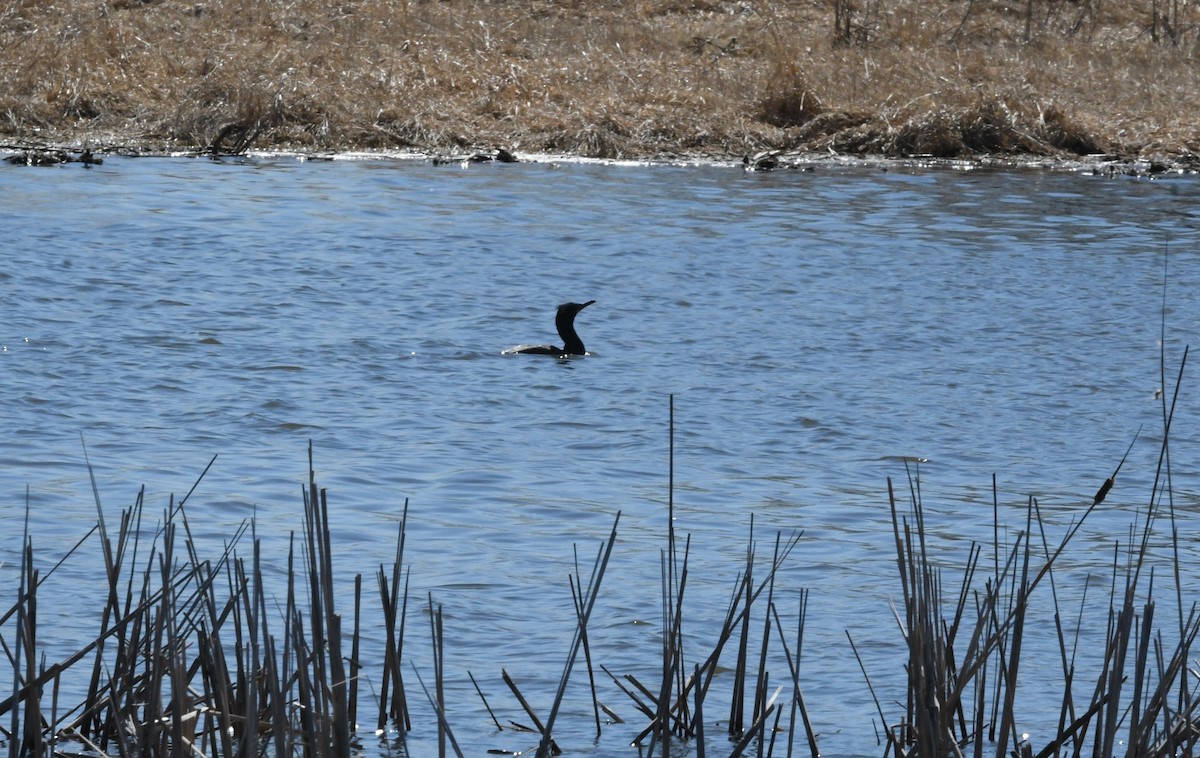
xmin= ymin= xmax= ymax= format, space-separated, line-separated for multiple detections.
xmin=4 ymin=138 xmax=1198 ymax=178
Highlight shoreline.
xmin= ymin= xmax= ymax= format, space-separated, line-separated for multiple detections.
xmin=4 ymin=138 xmax=1196 ymax=178
xmin=4 ymin=0 xmax=1200 ymax=175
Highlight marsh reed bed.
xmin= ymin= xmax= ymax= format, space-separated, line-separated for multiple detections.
xmin=863 ymin=345 xmax=1199 ymax=758
xmin=2 ymin=355 xmax=1196 ymax=758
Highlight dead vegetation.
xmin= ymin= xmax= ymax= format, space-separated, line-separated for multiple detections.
xmin=2 ymin=0 xmax=1200 ymax=161
xmin=4 ymin=347 xmax=1197 ymax=758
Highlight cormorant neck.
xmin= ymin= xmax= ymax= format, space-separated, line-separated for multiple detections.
xmin=556 ymin=310 xmax=586 ymax=355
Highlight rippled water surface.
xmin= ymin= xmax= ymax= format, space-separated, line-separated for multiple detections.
xmin=3 ymin=155 xmax=1200 ymax=756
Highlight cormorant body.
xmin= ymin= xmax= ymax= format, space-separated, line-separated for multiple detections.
xmin=503 ymin=300 xmax=596 ymax=357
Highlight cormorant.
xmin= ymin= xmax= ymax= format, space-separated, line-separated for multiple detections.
xmin=503 ymin=300 xmax=596 ymax=357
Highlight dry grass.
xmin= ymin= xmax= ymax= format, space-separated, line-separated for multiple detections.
xmin=2 ymin=0 xmax=1200 ymax=160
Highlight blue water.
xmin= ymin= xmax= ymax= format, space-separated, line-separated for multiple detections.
xmin=2 ymin=154 xmax=1200 ymax=757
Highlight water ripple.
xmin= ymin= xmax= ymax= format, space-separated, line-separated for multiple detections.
xmin=1 ymin=157 xmax=1198 ymax=756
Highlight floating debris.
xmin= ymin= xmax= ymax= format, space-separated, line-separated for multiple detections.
xmin=741 ymin=150 xmax=816 ymax=172
xmin=432 ymin=147 xmax=519 ymax=166
xmin=3 ymin=147 xmax=104 ymax=166
xmin=206 ymin=120 xmax=264 ymax=157
xmin=743 ymin=150 xmax=781 ymax=171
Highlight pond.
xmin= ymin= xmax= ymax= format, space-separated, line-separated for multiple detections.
xmin=2 ymin=153 xmax=1199 ymax=757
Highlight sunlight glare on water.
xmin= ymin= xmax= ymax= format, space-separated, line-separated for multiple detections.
xmin=2 ymin=155 xmax=1199 ymax=756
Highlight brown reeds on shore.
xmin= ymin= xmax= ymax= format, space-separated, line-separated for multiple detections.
xmin=1 ymin=0 xmax=1200 ymax=165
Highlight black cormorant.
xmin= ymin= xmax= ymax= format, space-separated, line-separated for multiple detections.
xmin=503 ymin=300 xmax=596 ymax=357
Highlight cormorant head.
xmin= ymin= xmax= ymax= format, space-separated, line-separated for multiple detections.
xmin=558 ymin=300 xmax=596 ymax=317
